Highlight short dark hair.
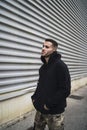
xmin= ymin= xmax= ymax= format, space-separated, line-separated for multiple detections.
xmin=45 ymin=39 xmax=58 ymax=48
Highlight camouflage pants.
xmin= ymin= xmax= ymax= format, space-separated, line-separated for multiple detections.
xmin=33 ymin=111 xmax=64 ymax=130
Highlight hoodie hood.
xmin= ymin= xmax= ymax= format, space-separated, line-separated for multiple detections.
xmin=41 ymin=51 xmax=61 ymax=64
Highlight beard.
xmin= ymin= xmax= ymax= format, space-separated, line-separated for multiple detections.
xmin=43 ymin=53 xmax=52 ymax=58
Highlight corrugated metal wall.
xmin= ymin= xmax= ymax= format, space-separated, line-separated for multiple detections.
xmin=0 ymin=0 xmax=87 ymax=101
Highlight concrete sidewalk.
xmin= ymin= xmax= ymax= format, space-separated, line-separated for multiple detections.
xmin=0 ymin=85 xmax=87 ymax=130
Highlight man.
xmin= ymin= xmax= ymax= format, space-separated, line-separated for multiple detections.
xmin=31 ymin=39 xmax=71 ymax=130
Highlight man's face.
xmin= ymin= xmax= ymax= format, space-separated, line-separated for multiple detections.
xmin=41 ymin=41 xmax=56 ymax=57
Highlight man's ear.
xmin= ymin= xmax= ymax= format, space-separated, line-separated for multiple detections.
xmin=53 ymin=47 xmax=57 ymax=51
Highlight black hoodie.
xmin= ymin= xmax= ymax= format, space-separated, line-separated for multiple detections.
xmin=31 ymin=51 xmax=71 ymax=114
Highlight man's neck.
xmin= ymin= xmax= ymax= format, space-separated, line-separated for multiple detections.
xmin=45 ymin=57 xmax=50 ymax=63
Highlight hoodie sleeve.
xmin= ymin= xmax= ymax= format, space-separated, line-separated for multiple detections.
xmin=31 ymin=69 xmax=40 ymax=101
xmin=46 ymin=61 xmax=71 ymax=108
xmin=31 ymin=78 xmax=40 ymax=101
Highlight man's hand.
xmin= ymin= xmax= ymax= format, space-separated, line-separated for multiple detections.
xmin=44 ymin=104 xmax=49 ymax=110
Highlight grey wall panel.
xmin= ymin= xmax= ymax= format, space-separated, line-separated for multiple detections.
xmin=0 ymin=0 xmax=87 ymax=101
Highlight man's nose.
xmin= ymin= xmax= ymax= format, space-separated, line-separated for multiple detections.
xmin=42 ymin=46 xmax=45 ymax=50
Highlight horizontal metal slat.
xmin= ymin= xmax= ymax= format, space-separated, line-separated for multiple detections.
xmin=0 ymin=82 xmax=37 ymax=94
xmin=0 ymin=76 xmax=39 ymax=86
xmin=0 ymin=70 xmax=38 ymax=78
xmin=0 ymin=64 xmax=40 ymax=71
